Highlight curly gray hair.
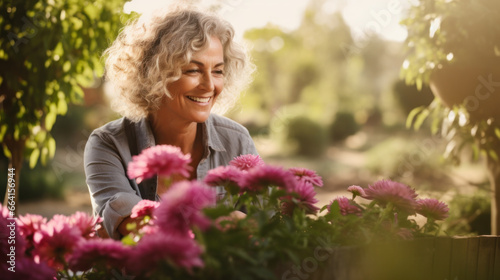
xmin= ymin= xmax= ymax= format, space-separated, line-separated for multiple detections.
xmin=104 ymin=6 xmax=253 ymax=122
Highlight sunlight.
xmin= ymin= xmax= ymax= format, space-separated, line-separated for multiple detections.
xmin=123 ymin=0 xmax=411 ymax=41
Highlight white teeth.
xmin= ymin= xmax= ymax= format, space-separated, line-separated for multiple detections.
xmin=187 ymin=96 xmax=210 ymax=103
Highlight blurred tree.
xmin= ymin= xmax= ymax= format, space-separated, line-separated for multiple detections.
xmin=0 ymin=0 xmax=131 ymax=214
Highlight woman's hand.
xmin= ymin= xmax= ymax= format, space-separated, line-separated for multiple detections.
xmin=117 ymin=215 xmax=142 ymax=237
xmin=229 ymin=210 xmax=247 ymax=220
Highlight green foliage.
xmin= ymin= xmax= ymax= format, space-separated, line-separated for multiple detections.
xmin=400 ymin=0 xmax=500 ymax=87
xmin=406 ymin=100 xmax=500 ymax=164
xmin=0 ymin=0 xmax=132 ymax=167
xmin=329 ymin=111 xmax=360 ymax=142
xmin=286 ymin=116 xmax=327 ymax=157
xmin=234 ymin=0 xmax=387 ymax=134
xmin=443 ymin=191 xmax=491 ymax=236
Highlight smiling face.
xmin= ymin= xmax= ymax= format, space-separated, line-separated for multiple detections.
xmin=162 ymin=36 xmax=225 ymax=125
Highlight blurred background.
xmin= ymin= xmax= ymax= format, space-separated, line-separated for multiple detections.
xmin=1 ymin=0 xmax=495 ymax=236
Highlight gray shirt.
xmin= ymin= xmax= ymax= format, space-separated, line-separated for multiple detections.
xmin=84 ymin=114 xmax=258 ymax=239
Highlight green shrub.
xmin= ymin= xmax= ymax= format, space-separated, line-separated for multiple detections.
xmin=286 ymin=116 xmax=327 ymax=157
xmin=329 ymin=111 xmax=360 ymax=142
xmin=443 ymin=191 xmax=491 ymax=235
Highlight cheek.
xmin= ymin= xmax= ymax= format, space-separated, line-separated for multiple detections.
xmin=214 ymin=79 xmax=225 ymax=96
xmin=167 ymin=79 xmax=195 ymax=96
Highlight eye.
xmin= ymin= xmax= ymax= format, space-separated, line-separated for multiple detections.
xmin=184 ymin=69 xmax=201 ymax=74
xmin=213 ymin=70 xmax=224 ymax=76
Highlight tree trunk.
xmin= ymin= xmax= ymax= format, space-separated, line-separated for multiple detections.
xmin=3 ymin=136 xmax=24 ymax=217
xmin=487 ymin=155 xmax=500 ymax=235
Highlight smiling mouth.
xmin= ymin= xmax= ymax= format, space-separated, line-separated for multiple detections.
xmin=187 ymin=96 xmax=211 ymax=103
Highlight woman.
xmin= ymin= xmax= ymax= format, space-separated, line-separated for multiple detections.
xmin=84 ymin=7 xmax=256 ymax=239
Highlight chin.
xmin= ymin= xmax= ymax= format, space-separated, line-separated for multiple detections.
xmin=191 ymin=112 xmax=211 ymax=123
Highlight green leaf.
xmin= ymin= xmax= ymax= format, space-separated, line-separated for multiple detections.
xmin=40 ymin=146 xmax=48 ymax=166
xmin=329 ymin=201 xmax=341 ymax=220
xmin=3 ymin=144 xmax=12 ymax=159
xmin=495 ymin=128 xmax=500 ymax=140
xmin=416 ymin=78 xmax=423 ymax=91
xmin=29 ymin=148 xmax=40 ymax=168
xmin=121 ymin=234 xmax=136 ymax=246
xmin=45 ymin=104 xmax=57 ymax=131
xmin=0 ymin=124 xmax=7 ymax=141
xmin=413 ymin=108 xmax=430 ymax=130
xmin=57 ymin=92 xmax=68 ymax=115
xmin=63 ymin=60 xmax=71 ymax=72
xmin=406 ymin=106 xmax=424 ymax=129
xmin=126 ymin=222 xmax=137 ymax=231
xmin=47 ymin=136 xmax=56 ymax=159
xmin=489 ymin=150 xmax=499 ymax=162
xmin=226 ymin=248 xmax=258 ymax=265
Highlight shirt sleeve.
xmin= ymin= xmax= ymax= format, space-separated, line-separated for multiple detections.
xmin=84 ymin=132 xmax=142 ymax=240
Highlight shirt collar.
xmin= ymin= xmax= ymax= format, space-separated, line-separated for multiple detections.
xmin=204 ymin=114 xmax=226 ymax=152
xmin=137 ymin=115 xmax=226 ymax=153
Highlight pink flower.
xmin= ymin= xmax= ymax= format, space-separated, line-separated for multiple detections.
xmin=127 ymin=145 xmax=192 ymax=183
xmin=17 ymin=214 xmax=46 ymax=252
xmin=155 ymin=180 xmax=216 ymax=235
xmin=289 ymin=167 xmax=323 ymax=187
xmin=6 ymin=257 xmax=56 ymax=280
xmin=347 ymin=185 xmax=366 ymax=198
xmin=230 ymin=154 xmax=264 ymax=171
xmin=416 ymin=199 xmax=449 ymax=220
xmin=203 ymin=165 xmax=244 ymax=194
xmin=364 ymin=180 xmax=418 ymax=214
xmin=68 ymin=239 xmax=130 ymax=272
xmin=33 ymin=217 xmax=83 ymax=269
xmin=68 ymin=212 xmax=101 ymax=239
xmin=281 ymin=181 xmax=319 ymax=215
xmin=328 ymin=196 xmax=362 ymax=216
xmin=240 ymin=165 xmax=297 ymax=193
xmin=1 ymin=205 xmax=26 ymax=268
xmin=130 ymin=200 xmax=160 ymax=219
xmin=126 ymin=233 xmax=203 ymax=275
xmin=18 ymin=214 xmax=47 ymax=238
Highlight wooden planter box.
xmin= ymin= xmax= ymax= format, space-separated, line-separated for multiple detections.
xmin=277 ymin=236 xmax=500 ymax=280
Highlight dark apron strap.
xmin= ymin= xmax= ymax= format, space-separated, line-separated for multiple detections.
xmin=123 ymin=118 xmax=157 ymax=201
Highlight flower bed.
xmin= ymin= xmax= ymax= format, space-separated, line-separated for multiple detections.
xmin=1 ymin=145 xmax=452 ymax=279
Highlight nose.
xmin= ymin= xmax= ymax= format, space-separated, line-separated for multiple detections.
xmin=199 ymin=72 xmax=215 ymax=92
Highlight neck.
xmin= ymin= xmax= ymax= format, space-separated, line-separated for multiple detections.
xmin=149 ymin=114 xmax=198 ymax=155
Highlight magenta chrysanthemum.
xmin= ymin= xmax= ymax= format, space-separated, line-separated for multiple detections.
xmin=416 ymin=198 xmax=449 ymax=220
xmin=364 ymin=180 xmax=418 ymax=213
xmin=1 ymin=205 xmax=26 ymax=268
xmin=328 ymin=196 xmax=362 ymax=216
xmin=126 ymin=233 xmax=203 ymax=275
xmin=32 ymin=217 xmax=83 ymax=269
xmin=347 ymin=185 xmax=366 ymax=198
xmin=240 ymin=165 xmax=297 ymax=193
xmin=68 ymin=212 xmax=101 ymax=239
xmin=17 ymin=214 xmax=46 ymax=251
xmin=127 ymin=145 xmax=192 ymax=183
xmin=18 ymin=214 xmax=47 ymax=238
xmin=10 ymin=257 xmax=57 ymax=280
xmin=131 ymin=200 xmax=160 ymax=219
xmin=281 ymin=181 xmax=319 ymax=215
xmin=155 ymin=180 xmax=216 ymax=235
xmin=203 ymin=165 xmax=244 ymax=189
xmin=229 ymin=154 xmax=265 ymax=171
xmin=289 ymin=167 xmax=323 ymax=187
xmin=68 ymin=239 xmax=130 ymax=272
